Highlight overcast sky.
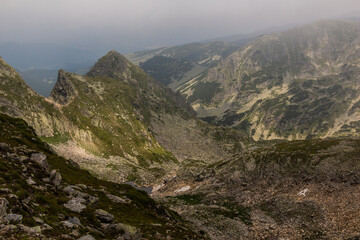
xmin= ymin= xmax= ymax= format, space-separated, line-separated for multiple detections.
xmin=1 ymin=0 xmax=360 ymax=53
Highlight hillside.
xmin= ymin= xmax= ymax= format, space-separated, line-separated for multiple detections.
xmin=0 ymin=113 xmax=205 ymax=239
xmin=180 ymin=19 xmax=360 ymax=140
xmin=155 ymin=137 xmax=360 ymax=239
xmin=0 ymin=52 xmax=244 ymax=186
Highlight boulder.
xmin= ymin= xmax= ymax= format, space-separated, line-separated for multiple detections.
xmin=106 ymin=193 xmax=128 ymax=204
xmin=42 ymin=223 xmax=53 ymax=231
xmin=2 ymin=214 xmax=23 ymax=224
xmin=68 ymin=216 xmax=82 ymax=226
xmin=78 ymin=235 xmax=96 ymax=240
xmin=17 ymin=224 xmax=42 ymax=236
xmin=64 ymin=185 xmax=87 ymax=198
xmin=26 ymin=178 xmax=36 ymax=185
xmin=62 ymin=220 xmax=76 ymax=228
xmin=30 ymin=153 xmax=50 ymax=172
xmin=50 ymin=170 xmax=62 ymax=187
xmin=32 ymin=216 xmax=44 ymax=224
xmin=101 ymin=223 xmax=125 ymax=235
xmin=64 ymin=197 xmax=87 ymax=213
xmin=94 ymin=209 xmax=114 ymax=223
xmin=0 ymin=198 xmax=9 ymax=216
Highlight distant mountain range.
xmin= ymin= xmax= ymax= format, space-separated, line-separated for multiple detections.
xmin=179 ymin=19 xmax=360 ymax=140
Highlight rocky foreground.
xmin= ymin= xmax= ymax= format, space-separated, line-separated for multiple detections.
xmin=154 ymin=138 xmax=360 ymax=239
xmin=0 ymin=113 xmax=205 ymax=240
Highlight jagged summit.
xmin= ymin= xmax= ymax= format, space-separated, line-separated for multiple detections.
xmin=86 ymin=50 xmax=130 ymax=79
xmin=50 ymin=70 xmax=77 ymax=105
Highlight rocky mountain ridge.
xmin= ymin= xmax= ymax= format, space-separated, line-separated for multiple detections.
xmin=180 ymin=19 xmax=360 ymax=140
xmin=0 ymin=51 xmax=244 ymax=186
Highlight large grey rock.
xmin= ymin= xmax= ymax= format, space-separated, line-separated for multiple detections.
xmin=41 ymin=223 xmax=53 ymax=231
xmin=32 ymin=216 xmax=44 ymax=224
xmin=2 ymin=214 xmax=23 ymax=224
xmin=78 ymin=234 xmax=96 ymax=240
xmin=17 ymin=224 xmax=41 ymax=236
xmin=95 ymin=209 xmax=114 ymax=223
xmin=26 ymin=178 xmax=36 ymax=185
xmin=50 ymin=170 xmax=62 ymax=187
xmin=30 ymin=153 xmax=50 ymax=172
xmin=0 ymin=198 xmax=8 ymax=216
xmin=61 ymin=220 xmax=75 ymax=228
xmin=101 ymin=223 xmax=126 ymax=235
xmin=64 ymin=197 xmax=86 ymax=213
xmin=106 ymin=193 xmax=128 ymax=203
xmin=64 ymin=185 xmax=87 ymax=198
xmin=68 ymin=216 xmax=81 ymax=226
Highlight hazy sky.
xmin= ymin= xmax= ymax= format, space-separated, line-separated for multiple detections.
xmin=1 ymin=0 xmax=360 ymax=53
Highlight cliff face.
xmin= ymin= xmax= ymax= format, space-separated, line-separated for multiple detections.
xmin=181 ymin=20 xmax=360 ymax=140
xmin=50 ymin=70 xmax=77 ymax=105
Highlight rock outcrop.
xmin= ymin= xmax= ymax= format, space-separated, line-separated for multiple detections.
xmin=50 ymin=70 xmax=77 ymax=105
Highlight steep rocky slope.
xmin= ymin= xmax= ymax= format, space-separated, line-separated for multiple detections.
xmin=181 ymin=19 xmax=360 ymax=140
xmin=0 ymin=57 xmax=71 ymax=137
xmin=0 ymin=113 xmax=205 ymax=239
xmin=155 ymin=138 xmax=360 ymax=239
xmin=0 ymin=52 xmax=243 ymax=186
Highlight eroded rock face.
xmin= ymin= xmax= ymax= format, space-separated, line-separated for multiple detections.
xmin=50 ymin=70 xmax=77 ymax=105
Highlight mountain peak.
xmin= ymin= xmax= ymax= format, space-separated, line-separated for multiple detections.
xmin=86 ymin=50 xmax=130 ymax=78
